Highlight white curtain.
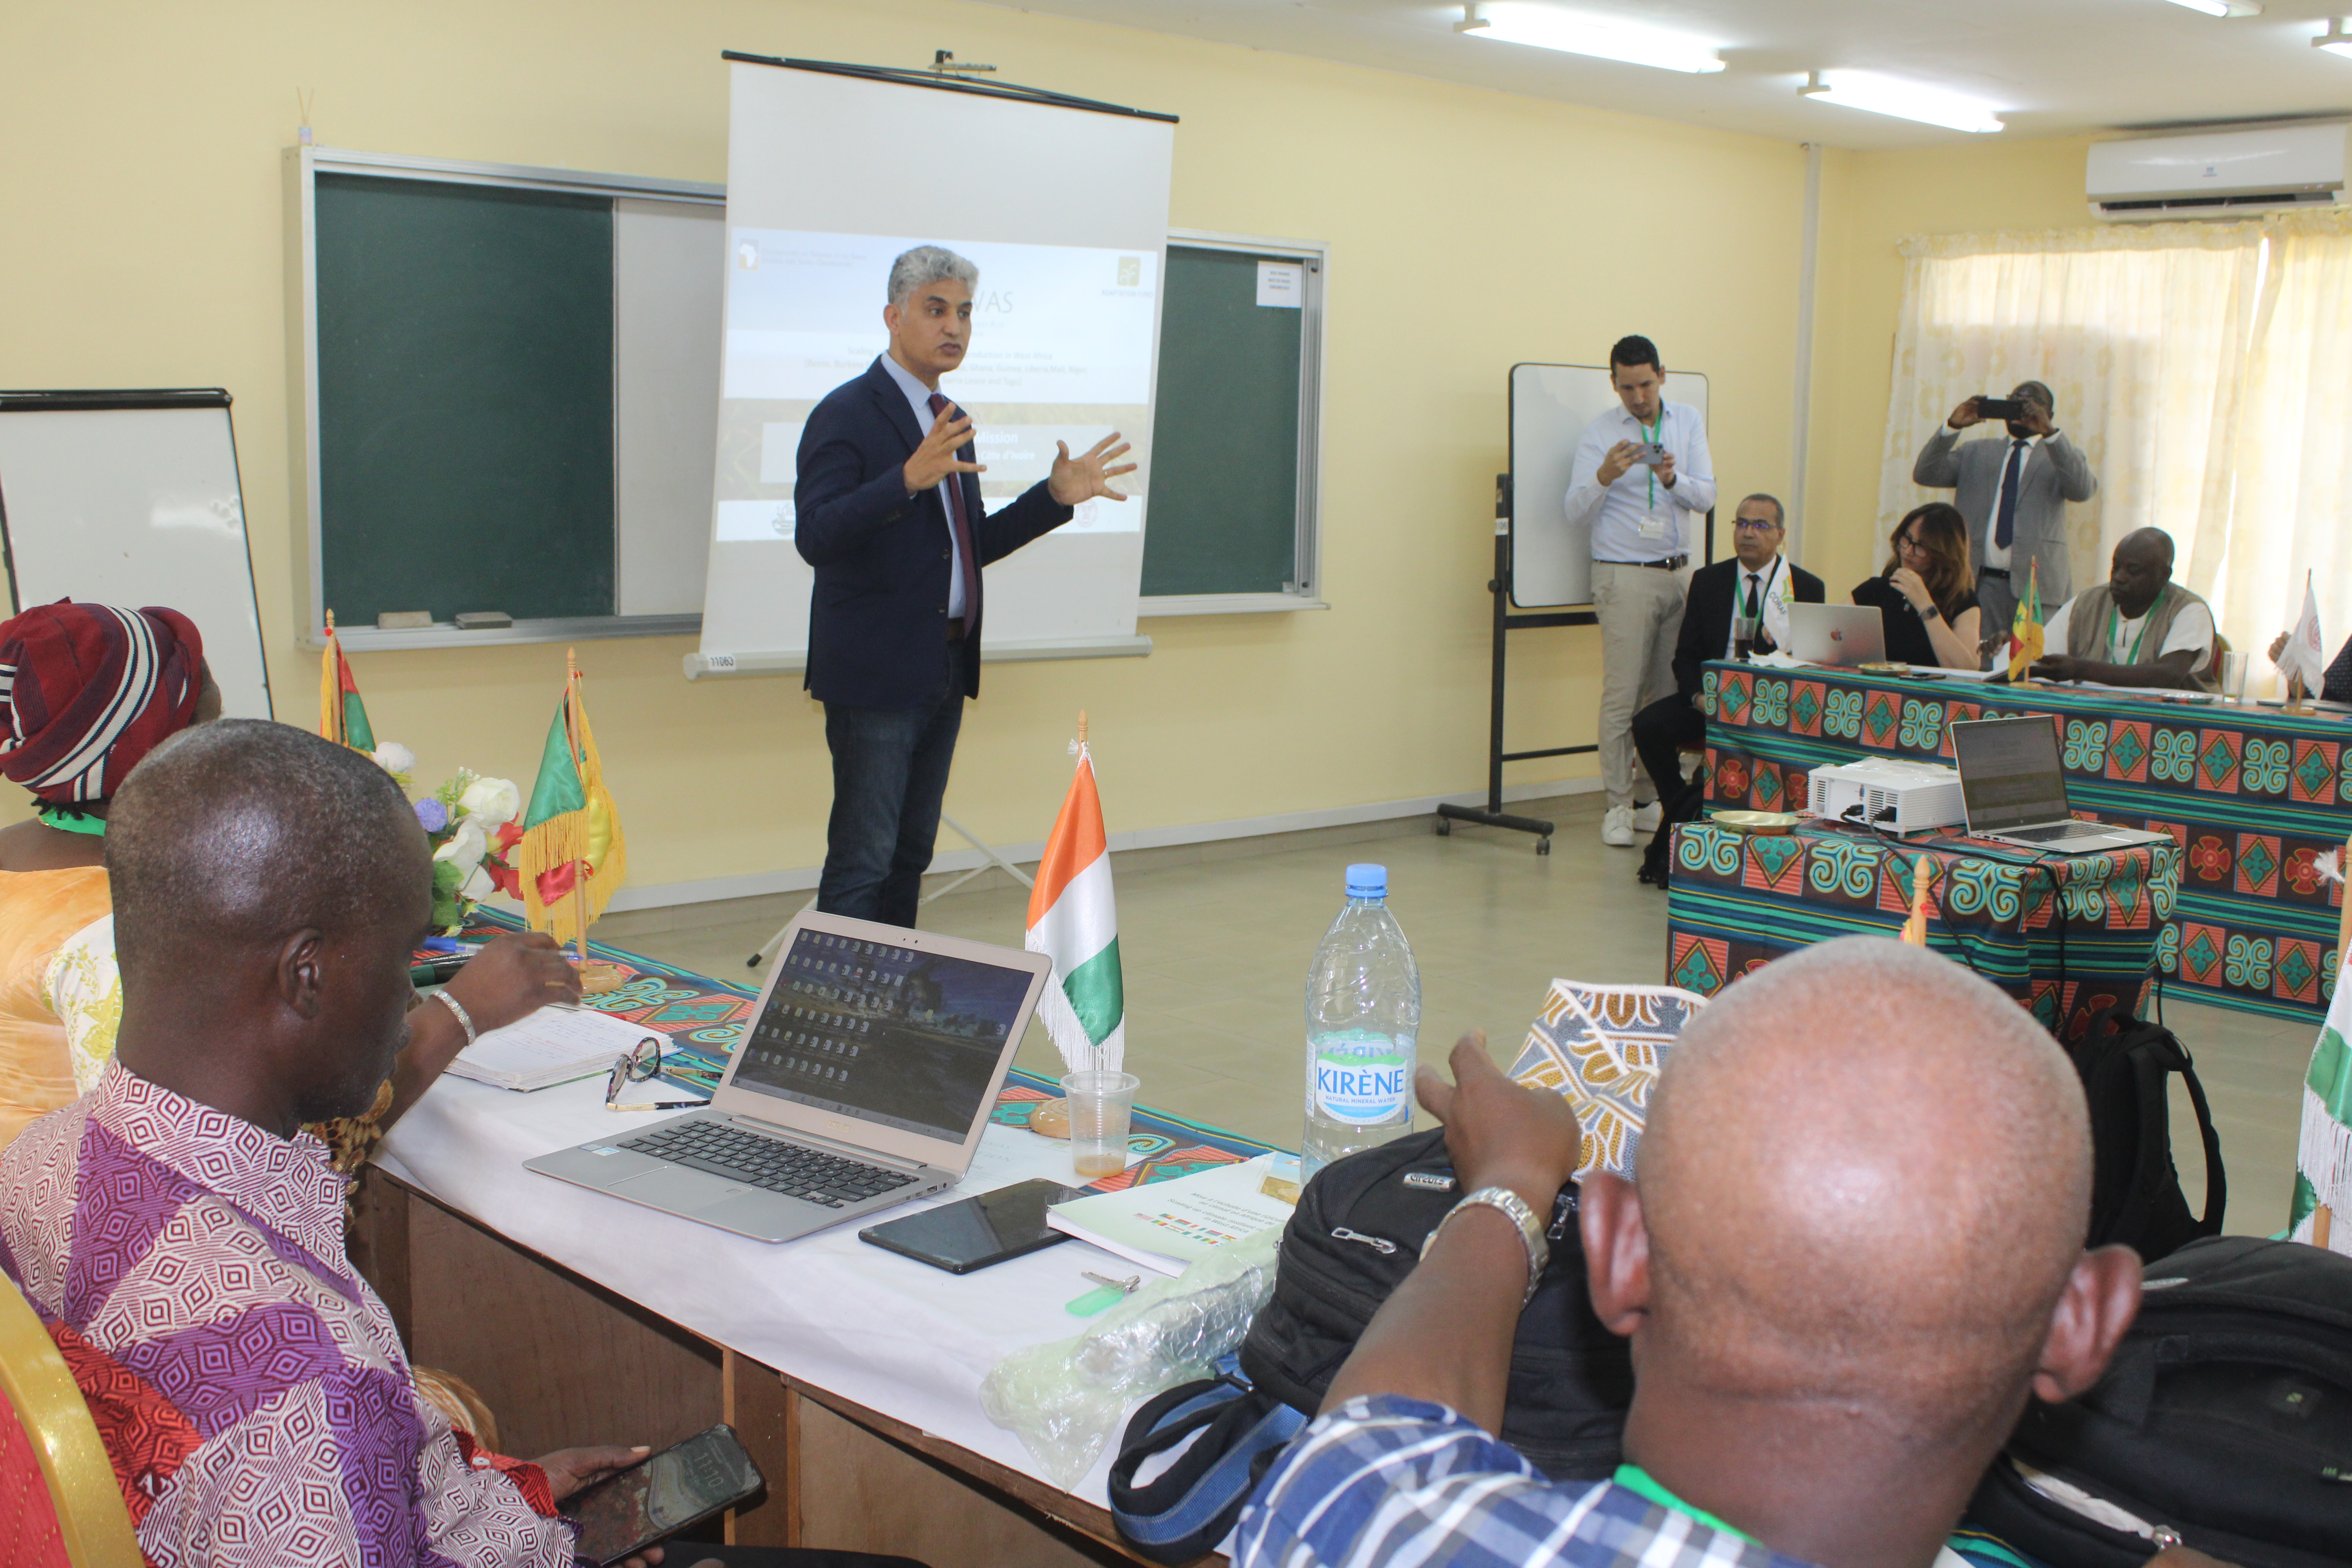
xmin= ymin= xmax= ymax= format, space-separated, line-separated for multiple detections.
xmin=1876 ymin=223 xmax=2265 ymax=610
xmin=2212 ymin=211 xmax=2352 ymax=659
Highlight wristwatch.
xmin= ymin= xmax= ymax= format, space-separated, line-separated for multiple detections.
xmin=1430 ymin=1185 xmax=1551 ymax=1307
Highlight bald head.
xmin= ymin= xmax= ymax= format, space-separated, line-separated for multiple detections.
xmin=1636 ymin=938 xmax=2090 ymax=1429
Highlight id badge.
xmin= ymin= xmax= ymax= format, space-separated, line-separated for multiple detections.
xmin=1638 ymin=507 xmax=1670 ymax=542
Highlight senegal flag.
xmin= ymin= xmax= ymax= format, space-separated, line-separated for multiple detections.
xmin=318 ymin=612 xmax=375 ymax=753
xmin=1025 ymin=735 xmax=1125 ymax=1074
xmin=2007 ymin=559 xmax=2045 ymax=681
xmin=515 ymin=660 xmax=627 ymax=946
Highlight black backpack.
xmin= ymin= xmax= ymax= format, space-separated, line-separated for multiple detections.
xmin=2066 ymin=1004 xmax=2224 ymax=1260
xmin=1235 ymin=1127 xmax=1634 ymax=1478
xmin=1967 ymin=1236 xmax=2352 ymax=1568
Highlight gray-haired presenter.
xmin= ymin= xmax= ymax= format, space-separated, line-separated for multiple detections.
xmin=793 ymin=246 xmax=1134 ymax=927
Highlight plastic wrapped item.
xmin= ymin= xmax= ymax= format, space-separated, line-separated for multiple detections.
xmin=980 ymin=1225 xmax=1282 ymax=1487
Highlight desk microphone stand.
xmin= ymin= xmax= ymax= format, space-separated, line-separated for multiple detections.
xmin=744 ymin=812 xmax=1035 ymax=968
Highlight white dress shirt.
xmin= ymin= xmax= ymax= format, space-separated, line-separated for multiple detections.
xmin=2042 ymin=592 xmax=2213 ymax=668
xmin=880 ymin=352 xmax=967 ymax=618
xmin=1978 ymin=431 xmax=2045 ymax=572
xmin=1564 ymin=401 xmax=1716 ymax=563
xmin=1725 ymin=555 xmax=1795 ymax=658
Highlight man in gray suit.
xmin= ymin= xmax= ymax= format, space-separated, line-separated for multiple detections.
xmin=1911 ymin=380 xmax=2097 ymax=656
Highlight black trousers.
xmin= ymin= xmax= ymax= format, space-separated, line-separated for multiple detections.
xmin=1630 ymin=691 xmax=1706 ymax=815
xmin=817 ymin=638 xmax=970 ymax=928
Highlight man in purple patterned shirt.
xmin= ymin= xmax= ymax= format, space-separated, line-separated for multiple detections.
xmin=0 ymin=720 xmax=657 ymax=1567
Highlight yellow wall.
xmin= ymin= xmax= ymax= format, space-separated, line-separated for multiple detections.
xmin=6 ymin=1 xmax=2118 ymax=900
xmin=1801 ymin=137 xmax=2100 ymax=594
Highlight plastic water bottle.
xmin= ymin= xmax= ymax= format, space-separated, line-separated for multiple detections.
xmin=1302 ymin=864 xmax=1421 ymax=1178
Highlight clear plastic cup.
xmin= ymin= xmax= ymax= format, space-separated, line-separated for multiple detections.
xmin=1061 ymin=1070 xmax=1140 ymax=1179
xmin=2221 ymin=650 xmax=2249 ymax=702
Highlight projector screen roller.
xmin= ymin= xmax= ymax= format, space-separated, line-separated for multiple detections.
xmin=697 ymin=62 xmax=1176 ymax=675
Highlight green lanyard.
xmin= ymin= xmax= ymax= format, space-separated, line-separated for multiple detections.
xmin=2104 ymin=586 xmax=2165 ymax=665
xmin=1643 ymin=413 xmax=1663 ymax=511
xmin=36 ymin=805 xmax=105 ymax=837
xmin=1613 ymin=1464 xmax=1756 ymax=1545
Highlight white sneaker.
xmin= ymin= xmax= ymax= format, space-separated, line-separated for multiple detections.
xmin=1632 ymin=801 xmax=1663 ymax=833
xmin=1601 ymin=805 xmax=1635 ymax=847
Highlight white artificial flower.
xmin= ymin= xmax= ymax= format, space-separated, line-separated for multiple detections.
xmin=372 ymin=741 xmax=416 ymax=778
xmin=432 ymin=819 xmax=488 ymax=878
xmin=458 ymin=775 xmax=522 ymax=829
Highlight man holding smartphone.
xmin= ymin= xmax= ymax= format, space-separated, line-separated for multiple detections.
xmin=1565 ymin=336 xmax=1715 ymax=848
xmin=1911 ymin=380 xmax=2098 ymax=657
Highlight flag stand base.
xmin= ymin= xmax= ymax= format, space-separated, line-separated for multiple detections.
xmin=743 ymin=811 xmax=1038 ymax=968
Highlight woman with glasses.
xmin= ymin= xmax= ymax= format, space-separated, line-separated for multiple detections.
xmin=1852 ymin=503 xmax=1984 ymax=670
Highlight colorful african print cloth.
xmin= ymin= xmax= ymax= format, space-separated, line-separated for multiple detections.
xmin=1666 ymin=820 xmax=2176 ymax=1040
xmin=1234 ymin=1395 xmax=1811 ymax=1568
xmin=0 ymin=601 xmax=205 ymax=805
xmin=1700 ymin=660 xmax=2343 ymax=1022
xmin=1507 ymin=981 xmax=1705 ymax=1180
xmin=0 ymin=1065 xmax=574 ymax=1568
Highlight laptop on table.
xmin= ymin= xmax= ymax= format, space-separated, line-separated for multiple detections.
xmin=526 ymin=911 xmax=1053 ymax=1243
xmin=1786 ymin=604 xmax=1887 ymax=668
xmin=1948 ymin=716 xmax=2171 ymax=855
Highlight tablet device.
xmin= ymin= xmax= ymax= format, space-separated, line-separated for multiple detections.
xmin=858 ymin=1177 xmax=1083 ymax=1274
xmin=561 ymin=1424 xmax=764 ymax=1567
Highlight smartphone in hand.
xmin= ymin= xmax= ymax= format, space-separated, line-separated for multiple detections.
xmin=1628 ymin=441 xmax=1668 ymax=466
xmin=1974 ymin=397 xmax=2025 ymax=421
xmin=561 ymin=1424 xmax=764 ymax=1567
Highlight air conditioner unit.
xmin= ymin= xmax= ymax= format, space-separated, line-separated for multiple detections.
xmin=2089 ymin=122 xmax=2349 ymax=221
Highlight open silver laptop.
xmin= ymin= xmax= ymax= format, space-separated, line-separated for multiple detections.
xmin=1949 ymin=716 xmax=2171 ymax=854
xmin=526 ymin=910 xmax=1052 ymax=1243
xmin=1787 ymin=603 xmax=1886 ymax=668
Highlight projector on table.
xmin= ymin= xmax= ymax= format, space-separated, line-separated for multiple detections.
xmin=1806 ymin=758 xmax=1965 ymax=835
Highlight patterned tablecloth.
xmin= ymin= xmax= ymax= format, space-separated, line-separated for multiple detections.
xmin=1665 ymin=818 xmax=2179 ymax=1038
xmin=421 ymin=910 xmax=1276 ymax=1186
xmin=1700 ymin=661 xmax=2348 ymax=1022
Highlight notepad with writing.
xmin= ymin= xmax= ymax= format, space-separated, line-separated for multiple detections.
xmin=443 ymin=1005 xmax=661 ymax=1093
xmin=1045 ymin=1153 xmax=1299 ymax=1276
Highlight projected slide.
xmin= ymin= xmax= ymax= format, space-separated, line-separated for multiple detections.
xmin=712 ymin=230 xmax=1156 ymax=545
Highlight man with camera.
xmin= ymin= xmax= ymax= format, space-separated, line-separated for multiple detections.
xmin=1911 ymin=381 xmax=2098 ymax=653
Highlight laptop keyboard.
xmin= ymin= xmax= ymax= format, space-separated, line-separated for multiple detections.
xmin=2000 ymin=820 xmax=2110 ymax=844
xmin=618 ymin=1120 xmax=916 ymax=1208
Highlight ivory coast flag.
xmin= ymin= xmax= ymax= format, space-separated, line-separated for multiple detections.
xmin=1025 ymin=743 xmax=1125 ymax=1074
xmin=318 ymin=612 xmax=375 ymax=753
xmin=2007 ymin=559 xmax=2045 ymax=680
xmin=515 ymin=662 xmax=627 ymax=946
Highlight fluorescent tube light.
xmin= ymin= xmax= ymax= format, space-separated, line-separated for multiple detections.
xmin=1798 ymin=71 xmax=2005 ymax=134
xmin=2165 ymin=0 xmax=2263 ymax=16
xmin=2317 ymin=19 xmax=2352 ymax=57
xmin=1455 ymin=4 xmax=1725 ymax=75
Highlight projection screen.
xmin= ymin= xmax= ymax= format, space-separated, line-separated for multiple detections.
xmin=693 ymin=60 xmax=1177 ymax=678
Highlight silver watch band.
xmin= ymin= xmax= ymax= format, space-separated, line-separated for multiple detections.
xmin=430 ymin=987 xmax=478 ymax=1047
xmin=1430 ymin=1185 xmax=1551 ymax=1307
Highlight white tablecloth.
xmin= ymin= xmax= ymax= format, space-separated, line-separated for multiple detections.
xmin=376 ymin=1074 xmax=1155 ymax=1511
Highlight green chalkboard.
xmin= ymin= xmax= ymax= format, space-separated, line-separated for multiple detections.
xmin=1142 ymin=247 xmax=1304 ymax=597
xmin=315 ymin=174 xmax=615 ymax=624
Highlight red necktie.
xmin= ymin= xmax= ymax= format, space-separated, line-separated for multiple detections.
xmin=927 ymin=394 xmax=981 ymax=637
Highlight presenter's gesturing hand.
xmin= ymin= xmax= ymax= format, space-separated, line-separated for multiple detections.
xmin=1048 ymin=432 xmax=1138 ymax=506
xmin=904 ymin=406 xmax=984 ymax=494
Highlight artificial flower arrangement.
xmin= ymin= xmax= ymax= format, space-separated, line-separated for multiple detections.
xmin=374 ymin=743 xmax=526 ymax=931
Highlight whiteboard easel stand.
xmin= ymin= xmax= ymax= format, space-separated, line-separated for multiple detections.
xmin=744 ymin=813 xmax=1036 ymax=968
xmin=1433 ymin=477 xmax=1712 ymax=856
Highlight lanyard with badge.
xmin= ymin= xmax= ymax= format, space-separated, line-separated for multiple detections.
xmin=1639 ymin=412 xmax=1668 ymax=539
xmin=1732 ymin=555 xmax=1781 ymax=660
xmin=2105 ymin=586 xmax=2166 ymax=664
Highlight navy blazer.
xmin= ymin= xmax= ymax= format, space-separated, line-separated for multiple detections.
xmin=794 ymin=356 xmax=1074 ymax=709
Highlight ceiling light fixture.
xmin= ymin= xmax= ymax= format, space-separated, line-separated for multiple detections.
xmin=1798 ymin=71 xmax=2005 ymax=134
xmin=2316 ymin=18 xmax=2352 ymax=57
xmin=2163 ymin=0 xmax=2263 ymax=16
xmin=1454 ymin=4 xmax=1725 ymax=75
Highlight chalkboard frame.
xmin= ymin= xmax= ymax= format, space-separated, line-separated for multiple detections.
xmin=287 ymin=145 xmax=723 ymax=652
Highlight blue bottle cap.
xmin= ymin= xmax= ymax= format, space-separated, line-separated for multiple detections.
xmin=1345 ymin=863 xmax=1387 ymax=899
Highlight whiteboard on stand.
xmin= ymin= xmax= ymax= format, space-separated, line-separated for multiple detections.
xmin=1508 ymin=363 xmax=1710 ymax=611
xmin=0 ymin=390 xmax=274 ymax=720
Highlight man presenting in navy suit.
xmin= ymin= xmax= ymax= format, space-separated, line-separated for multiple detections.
xmin=796 ymin=245 xmax=1134 ymax=927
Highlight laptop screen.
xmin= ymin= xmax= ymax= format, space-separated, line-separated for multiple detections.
xmin=729 ymin=927 xmax=1033 ymax=1141
xmin=1951 ymin=716 xmax=2071 ymax=833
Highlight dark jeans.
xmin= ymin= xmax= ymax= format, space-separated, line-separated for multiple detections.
xmin=1631 ymin=692 xmax=1706 ymax=824
xmin=818 ymin=639 xmax=967 ymax=928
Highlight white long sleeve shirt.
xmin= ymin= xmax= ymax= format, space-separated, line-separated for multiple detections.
xmin=1564 ymin=400 xmax=1715 ymax=563
xmin=880 ymin=351 xmax=968 ymax=618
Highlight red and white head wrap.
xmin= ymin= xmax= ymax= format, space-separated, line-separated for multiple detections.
xmin=0 ymin=600 xmax=207 ymax=805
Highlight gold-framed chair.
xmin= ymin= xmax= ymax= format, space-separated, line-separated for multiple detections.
xmin=0 ymin=1280 xmax=140 ymax=1568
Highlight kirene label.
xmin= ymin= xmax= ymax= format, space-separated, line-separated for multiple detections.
xmin=1312 ymin=1032 xmax=1411 ymax=1125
